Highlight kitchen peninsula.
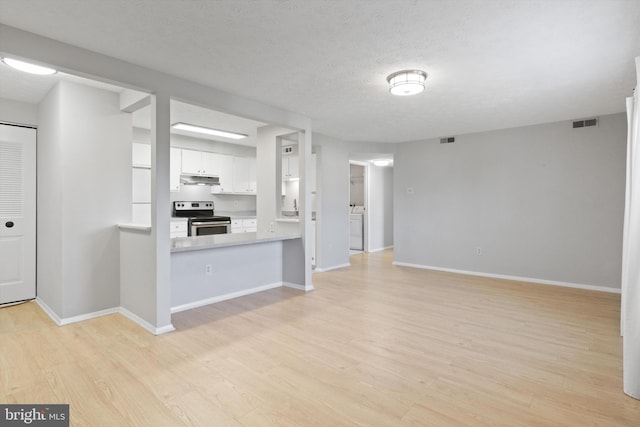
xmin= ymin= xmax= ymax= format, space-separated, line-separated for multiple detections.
xmin=170 ymin=230 xmax=304 ymax=313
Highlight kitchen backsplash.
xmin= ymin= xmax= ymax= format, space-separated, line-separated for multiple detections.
xmin=169 ymin=186 xmax=256 ymax=213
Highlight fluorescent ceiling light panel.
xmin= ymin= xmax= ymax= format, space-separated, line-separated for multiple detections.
xmin=372 ymin=159 xmax=391 ymax=166
xmin=171 ymin=122 xmax=247 ymax=139
xmin=2 ymin=57 xmax=57 ymax=75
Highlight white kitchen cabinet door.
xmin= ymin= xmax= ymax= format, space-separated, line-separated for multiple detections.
xmin=201 ymin=151 xmax=219 ymax=176
xmin=243 ymin=218 xmax=257 ymax=232
xmin=231 ymin=219 xmax=243 ymax=233
xmin=181 ymin=149 xmax=202 ymax=174
xmin=210 ymin=153 xmax=234 ymax=193
xmin=248 ymin=157 xmax=257 ymax=193
xmin=170 ymin=147 xmax=181 ymax=192
xmin=170 ymin=218 xmax=188 ymax=238
xmin=132 ymin=203 xmax=151 ymax=224
xmin=233 ymin=157 xmax=251 ymax=193
xmin=283 ymin=155 xmax=299 ymax=180
xmin=132 ymin=142 xmax=151 ymax=168
xmin=132 ymin=168 xmax=151 ymax=203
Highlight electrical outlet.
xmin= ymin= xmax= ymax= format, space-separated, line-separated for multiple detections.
xmin=407 ymin=187 xmax=414 ymax=194
xmin=476 ymin=247 xmax=482 ymax=256
xmin=205 ymin=264 xmax=213 ymax=275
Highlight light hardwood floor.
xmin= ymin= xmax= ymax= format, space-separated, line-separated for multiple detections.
xmin=1 ymin=250 xmax=639 ymax=426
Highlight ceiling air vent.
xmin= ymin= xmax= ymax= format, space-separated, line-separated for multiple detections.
xmin=572 ymin=118 xmax=598 ymax=129
xmin=440 ymin=136 xmax=455 ymax=144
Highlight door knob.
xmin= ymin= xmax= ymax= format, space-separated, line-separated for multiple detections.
xmin=5 ymin=221 xmax=14 ymax=228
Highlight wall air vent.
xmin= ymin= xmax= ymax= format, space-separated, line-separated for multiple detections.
xmin=572 ymin=118 xmax=598 ymax=129
xmin=440 ymin=136 xmax=455 ymax=144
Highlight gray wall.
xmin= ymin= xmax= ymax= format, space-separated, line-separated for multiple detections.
xmin=394 ymin=113 xmax=627 ymax=289
xmin=37 ymin=85 xmax=63 ymax=315
xmin=313 ymin=133 xmax=396 ymax=270
xmin=0 ymin=98 xmax=37 ymax=126
xmin=37 ymin=81 xmax=131 ymax=318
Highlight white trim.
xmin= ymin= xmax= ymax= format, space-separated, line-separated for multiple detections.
xmin=119 ymin=307 xmax=175 ymax=335
xmin=314 ymin=263 xmax=350 ymax=273
xmin=60 ymin=307 xmax=120 ymax=326
xmin=35 ymin=297 xmax=62 ymax=325
xmin=35 ymin=297 xmax=120 ymax=325
xmin=369 ymin=245 xmax=394 ymax=253
xmin=170 ymin=282 xmax=283 ymax=313
xmin=283 ymin=281 xmax=314 ymax=292
xmin=392 ymin=262 xmax=621 ymax=294
xmin=35 ymin=298 xmax=176 ymax=334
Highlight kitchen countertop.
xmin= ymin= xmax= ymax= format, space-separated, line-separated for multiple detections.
xmin=171 ymin=231 xmax=300 ymax=253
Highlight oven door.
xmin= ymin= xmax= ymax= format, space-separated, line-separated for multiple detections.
xmin=189 ymin=220 xmax=231 ymax=236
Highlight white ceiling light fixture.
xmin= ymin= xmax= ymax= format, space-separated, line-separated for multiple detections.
xmin=1 ymin=57 xmax=57 ymax=75
xmin=171 ymin=122 xmax=247 ymax=140
xmin=386 ymin=70 xmax=427 ymax=96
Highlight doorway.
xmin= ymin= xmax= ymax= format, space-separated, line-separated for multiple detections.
xmin=349 ymin=162 xmax=367 ymax=255
xmin=0 ymin=123 xmax=36 ymax=305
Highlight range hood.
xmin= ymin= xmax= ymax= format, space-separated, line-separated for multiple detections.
xmin=180 ymin=174 xmax=220 ymax=186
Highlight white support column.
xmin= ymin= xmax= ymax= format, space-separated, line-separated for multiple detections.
xmin=150 ymin=92 xmax=173 ymax=331
xmin=299 ymin=129 xmax=314 ymax=290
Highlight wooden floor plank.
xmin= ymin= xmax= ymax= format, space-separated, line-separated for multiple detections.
xmin=1 ymin=249 xmax=639 ymax=425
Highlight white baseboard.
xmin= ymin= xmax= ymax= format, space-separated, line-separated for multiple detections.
xmin=119 ymin=307 xmax=175 ymax=335
xmin=369 ymin=245 xmax=394 ymax=253
xmin=35 ymin=297 xmax=62 ymax=325
xmin=35 ymin=297 xmax=175 ymax=335
xmin=283 ymin=281 xmax=314 ymax=292
xmin=171 ymin=282 xmax=283 ymax=314
xmin=392 ymin=261 xmax=621 ymax=294
xmin=314 ymin=262 xmax=350 ymax=273
xmin=35 ymin=297 xmax=120 ymax=326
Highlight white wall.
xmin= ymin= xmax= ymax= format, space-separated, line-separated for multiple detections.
xmin=0 ymin=98 xmax=37 ymax=126
xmin=394 ymin=113 xmax=627 ymax=289
xmin=369 ymin=165 xmax=394 ymax=251
xmin=350 ymin=164 xmax=365 ymax=206
xmin=37 ymin=81 xmax=131 ymax=318
xmin=36 ymin=85 xmax=63 ymax=315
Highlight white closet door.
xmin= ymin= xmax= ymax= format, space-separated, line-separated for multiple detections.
xmin=0 ymin=124 xmax=36 ymax=304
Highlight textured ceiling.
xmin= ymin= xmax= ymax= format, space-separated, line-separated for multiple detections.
xmin=0 ymin=0 xmax=639 ymax=143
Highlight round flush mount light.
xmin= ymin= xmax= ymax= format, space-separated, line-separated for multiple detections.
xmin=1 ymin=57 xmax=57 ymax=75
xmin=386 ymin=69 xmax=427 ymax=96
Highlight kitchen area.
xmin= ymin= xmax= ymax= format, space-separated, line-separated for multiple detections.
xmin=122 ymin=97 xmax=317 ymax=322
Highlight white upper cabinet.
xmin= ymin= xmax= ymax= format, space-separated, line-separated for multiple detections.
xmin=181 ymin=149 xmax=221 ymax=176
xmin=210 ymin=153 xmax=234 ymax=194
xmin=180 ymin=148 xmax=256 ymax=194
xmin=181 ymin=149 xmax=203 ymax=174
xmin=200 ymin=151 xmax=219 ymax=176
xmin=132 ymin=142 xmax=151 ymax=168
xmin=132 ymin=168 xmax=151 ymax=203
xmin=233 ymin=156 xmax=257 ymax=194
xmin=170 ymin=147 xmax=181 ymax=192
xmin=282 ymin=155 xmax=298 ymax=180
